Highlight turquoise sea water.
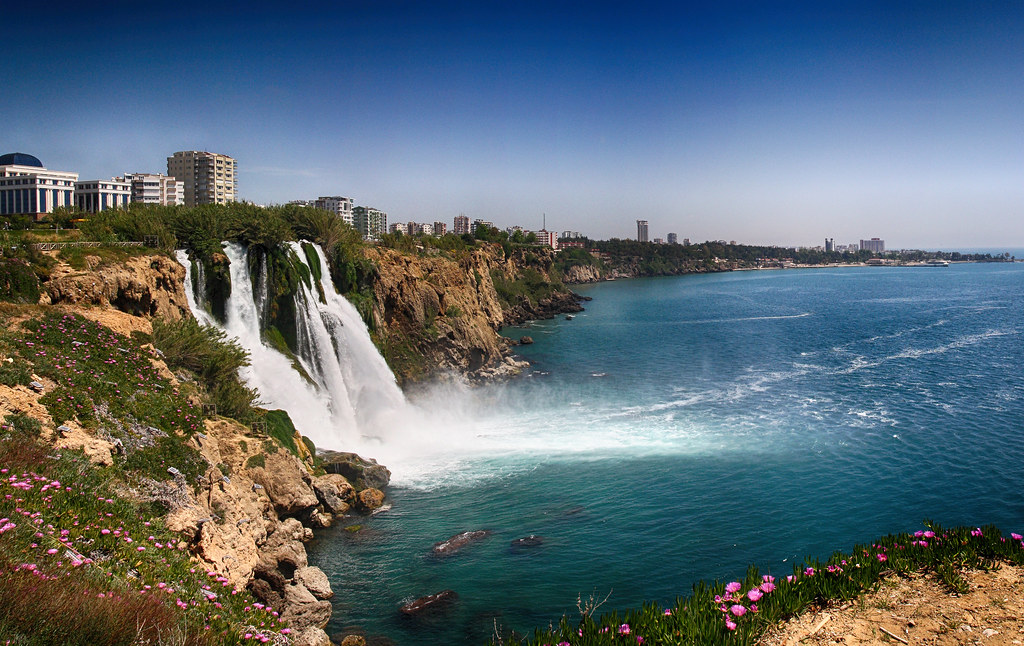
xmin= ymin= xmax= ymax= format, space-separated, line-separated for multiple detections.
xmin=309 ymin=263 xmax=1024 ymax=645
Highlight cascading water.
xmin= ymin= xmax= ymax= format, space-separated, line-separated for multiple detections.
xmin=176 ymin=242 xmax=409 ymax=450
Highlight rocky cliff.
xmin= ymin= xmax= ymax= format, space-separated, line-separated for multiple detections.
xmin=363 ymin=243 xmax=584 ymax=383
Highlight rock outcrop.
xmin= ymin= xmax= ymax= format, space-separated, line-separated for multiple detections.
xmin=364 ymin=244 xmax=584 ymax=382
xmin=43 ymin=253 xmax=190 ymax=320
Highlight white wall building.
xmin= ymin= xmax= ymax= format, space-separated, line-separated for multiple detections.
xmin=0 ymin=153 xmax=78 ymax=220
xmin=75 ymin=179 xmax=131 ymax=213
xmin=315 ymin=196 xmax=354 ymax=226
xmin=120 ymin=173 xmax=183 ymax=206
xmin=532 ymin=229 xmax=558 ymax=249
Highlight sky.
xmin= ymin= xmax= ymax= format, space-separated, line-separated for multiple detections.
xmin=3 ymin=1 xmax=1023 ymax=248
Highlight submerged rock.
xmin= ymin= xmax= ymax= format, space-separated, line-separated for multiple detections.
xmin=432 ymin=530 xmax=491 ymax=556
xmin=399 ymin=590 xmax=458 ymax=616
xmin=510 ymin=534 xmax=543 ymax=549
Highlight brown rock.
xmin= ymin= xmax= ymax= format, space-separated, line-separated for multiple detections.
xmin=295 ymin=566 xmax=333 ymax=600
xmin=432 ymin=530 xmax=491 ymax=556
xmin=292 ymin=627 xmax=331 ymax=646
xmin=281 ymin=595 xmax=332 ymax=631
xmin=340 ymin=636 xmax=367 ymax=646
xmin=45 ymin=254 xmax=189 ymax=320
xmin=399 ymin=590 xmax=458 ymax=616
xmin=248 ymin=451 xmax=319 ymax=516
xmin=356 ymin=488 xmax=386 ymax=511
xmin=311 ymin=473 xmax=355 ymax=515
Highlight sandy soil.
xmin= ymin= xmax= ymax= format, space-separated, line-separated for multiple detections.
xmin=759 ymin=565 xmax=1024 ymax=645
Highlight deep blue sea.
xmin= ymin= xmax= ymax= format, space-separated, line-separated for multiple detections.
xmin=309 ymin=263 xmax=1024 ymax=645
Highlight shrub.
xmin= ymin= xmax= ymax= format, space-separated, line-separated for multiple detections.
xmin=0 ymin=258 xmax=40 ymax=304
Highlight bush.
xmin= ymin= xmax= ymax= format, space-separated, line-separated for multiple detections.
xmin=0 ymin=258 xmax=40 ymax=304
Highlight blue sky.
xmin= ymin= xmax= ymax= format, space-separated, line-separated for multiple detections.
xmin=3 ymin=1 xmax=1022 ymax=247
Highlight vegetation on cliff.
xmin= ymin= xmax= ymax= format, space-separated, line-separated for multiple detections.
xmin=498 ymin=523 xmax=1024 ymax=646
xmin=0 ymin=301 xmax=350 ymax=644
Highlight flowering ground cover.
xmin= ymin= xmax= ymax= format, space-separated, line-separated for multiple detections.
xmin=505 ymin=524 xmax=1024 ymax=646
xmin=0 ymin=311 xmax=296 ymax=644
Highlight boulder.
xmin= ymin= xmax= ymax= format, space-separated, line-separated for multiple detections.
xmin=281 ymin=595 xmax=332 ymax=631
xmin=319 ymin=451 xmax=391 ymax=490
xmin=292 ymin=627 xmax=331 ymax=646
xmin=339 ymin=636 xmax=367 ymax=646
xmin=399 ymin=590 xmax=458 ymax=616
xmin=432 ymin=530 xmax=491 ymax=556
xmin=356 ymin=488 xmax=385 ymax=512
xmin=311 ymin=473 xmax=355 ymax=514
xmin=519 ymin=336 xmax=534 ymax=345
xmin=248 ymin=451 xmax=319 ymax=516
xmin=295 ymin=566 xmax=334 ymax=600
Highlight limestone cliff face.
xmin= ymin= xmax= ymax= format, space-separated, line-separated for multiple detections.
xmin=364 ymin=245 xmax=520 ymax=381
xmin=43 ymin=253 xmax=190 ymax=320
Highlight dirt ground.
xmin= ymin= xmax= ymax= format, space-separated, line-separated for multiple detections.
xmin=759 ymin=564 xmax=1024 ymax=645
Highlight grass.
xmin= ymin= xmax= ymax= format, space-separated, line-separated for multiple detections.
xmin=499 ymin=523 xmax=1024 ymax=646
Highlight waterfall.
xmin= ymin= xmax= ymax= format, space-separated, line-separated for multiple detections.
xmin=176 ymin=242 xmax=409 ymax=449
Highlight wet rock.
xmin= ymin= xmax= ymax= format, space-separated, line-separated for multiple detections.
xmin=356 ymin=488 xmax=385 ymax=512
xmin=519 ymin=336 xmax=534 ymax=345
xmin=432 ymin=530 xmax=491 ymax=556
xmin=312 ymin=473 xmax=356 ymax=514
xmin=510 ymin=534 xmax=543 ymax=549
xmin=320 ymin=451 xmax=391 ymax=490
xmin=399 ymin=590 xmax=458 ymax=616
xmin=339 ymin=636 xmax=367 ymax=646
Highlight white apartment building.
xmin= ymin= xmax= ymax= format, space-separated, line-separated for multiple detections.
xmin=315 ymin=196 xmax=354 ymax=226
xmin=0 ymin=153 xmax=78 ymax=220
xmin=532 ymin=229 xmax=558 ymax=249
xmin=167 ymin=151 xmax=237 ymax=207
xmin=353 ymin=206 xmax=387 ymax=240
xmin=120 ymin=173 xmax=183 ymax=206
xmin=75 ymin=178 xmax=131 ymax=213
xmin=389 ymin=222 xmax=408 ymax=235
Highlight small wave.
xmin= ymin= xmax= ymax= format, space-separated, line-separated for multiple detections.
xmin=676 ymin=312 xmax=812 ymax=325
xmin=890 ymin=329 xmax=1015 ymax=360
xmin=591 ymin=372 xmax=608 ymax=377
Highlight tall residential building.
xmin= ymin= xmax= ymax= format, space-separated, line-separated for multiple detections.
xmin=471 ymin=219 xmax=494 ymax=234
xmin=353 ymin=206 xmax=387 ymax=240
xmin=120 ymin=173 xmax=183 ymax=206
xmin=433 ymin=221 xmax=447 ymax=236
xmin=75 ymin=178 xmax=131 ymax=213
xmin=825 ymin=237 xmax=835 ymax=252
xmin=860 ymin=238 xmax=885 ymax=253
xmin=389 ymin=222 xmax=408 ymax=235
xmin=667 ymin=232 xmax=678 ymax=244
xmin=636 ymin=219 xmax=649 ymax=243
xmin=166 ymin=151 xmax=237 ymax=207
xmin=0 ymin=152 xmax=78 ymax=220
xmin=315 ymin=196 xmax=354 ymax=226
xmin=453 ymin=214 xmax=470 ymax=235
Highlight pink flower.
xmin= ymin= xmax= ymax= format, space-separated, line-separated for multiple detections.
xmin=725 ymin=619 xmax=737 ymax=631
xmin=730 ymin=604 xmax=747 ymax=617
xmin=46 ymin=548 xmax=58 ymax=555
xmin=760 ymin=581 xmax=776 ymax=593
xmin=876 ymin=553 xmax=887 ymax=562
xmin=664 ymin=609 xmax=672 ymax=616
xmin=747 ymin=588 xmax=763 ymax=602
xmin=804 ymin=567 xmax=815 ymax=576
xmin=618 ymin=624 xmax=631 ymax=635
xmin=1011 ymin=533 xmax=1022 ymax=541
xmin=724 ymin=581 xmax=742 ymax=594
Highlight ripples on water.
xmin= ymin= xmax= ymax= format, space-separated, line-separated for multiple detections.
xmin=310 ymin=264 xmax=1024 ymax=645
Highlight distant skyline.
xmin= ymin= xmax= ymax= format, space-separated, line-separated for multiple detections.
xmin=3 ymin=1 xmax=1022 ymax=248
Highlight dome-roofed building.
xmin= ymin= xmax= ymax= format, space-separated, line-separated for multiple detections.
xmin=0 ymin=153 xmax=78 ymax=220
xmin=0 ymin=152 xmax=44 ymax=168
